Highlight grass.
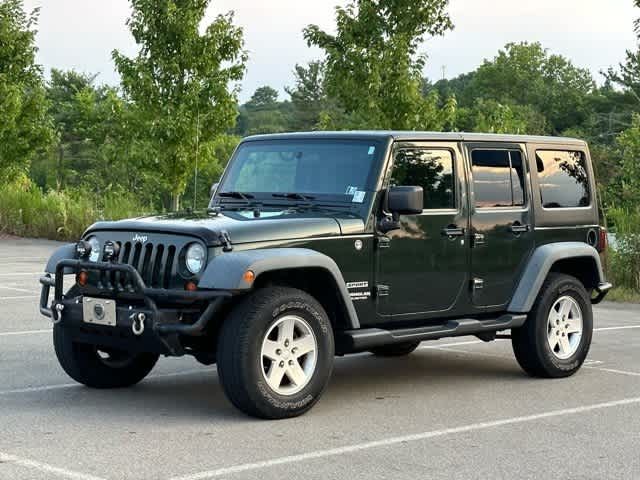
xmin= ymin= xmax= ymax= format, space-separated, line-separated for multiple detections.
xmin=604 ymin=286 xmax=640 ymax=304
xmin=0 ymin=183 xmax=151 ymax=241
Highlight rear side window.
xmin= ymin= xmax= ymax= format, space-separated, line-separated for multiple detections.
xmin=471 ymin=150 xmax=526 ymax=208
xmin=392 ymin=148 xmax=455 ymax=210
xmin=536 ymin=150 xmax=590 ymax=208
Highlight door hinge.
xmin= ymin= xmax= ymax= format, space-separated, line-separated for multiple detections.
xmin=376 ymin=284 xmax=390 ymax=297
xmin=377 ymin=236 xmax=391 ymax=249
xmin=472 ymin=277 xmax=484 ymax=291
xmin=472 ymin=232 xmax=486 ymax=247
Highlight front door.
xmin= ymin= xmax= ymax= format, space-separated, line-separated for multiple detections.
xmin=376 ymin=142 xmax=469 ymax=317
xmin=466 ymin=144 xmax=535 ymax=308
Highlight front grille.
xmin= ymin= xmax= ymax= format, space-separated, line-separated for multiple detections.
xmin=106 ymin=241 xmax=177 ymax=290
xmin=86 ymin=232 xmax=194 ymax=292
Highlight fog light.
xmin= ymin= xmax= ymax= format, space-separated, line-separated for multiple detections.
xmin=185 ymin=281 xmax=198 ymax=291
xmin=76 ymin=270 xmax=88 ymax=286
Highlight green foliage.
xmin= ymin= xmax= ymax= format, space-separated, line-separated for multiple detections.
xmin=303 ymin=0 xmax=455 ymax=130
xmin=236 ymin=86 xmax=291 ymax=135
xmin=0 ymin=180 xmax=151 ymax=240
xmin=457 ymin=99 xmax=548 ymax=135
xmin=464 ymin=42 xmax=595 ymax=133
xmin=0 ymin=0 xmax=53 ymax=180
xmin=113 ymin=0 xmax=247 ymax=209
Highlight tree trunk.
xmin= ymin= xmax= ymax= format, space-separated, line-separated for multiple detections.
xmin=170 ymin=193 xmax=181 ymax=212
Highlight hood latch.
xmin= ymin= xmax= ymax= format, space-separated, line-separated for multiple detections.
xmin=219 ymin=230 xmax=233 ymax=252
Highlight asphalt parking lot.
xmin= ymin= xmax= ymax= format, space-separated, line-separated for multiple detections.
xmin=0 ymin=237 xmax=638 ymax=480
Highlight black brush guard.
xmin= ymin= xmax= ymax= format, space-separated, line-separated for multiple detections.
xmin=39 ymin=259 xmax=231 ymax=355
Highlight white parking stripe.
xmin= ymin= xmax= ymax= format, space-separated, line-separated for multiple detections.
xmin=0 ymin=329 xmax=51 ymax=337
xmin=0 ymin=285 xmax=33 ymax=293
xmin=0 ymin=367 xmax=216 ymax=395
xmin=0 ymin=294 xmax=39 ymax=300
xmin=594 ymin=325 xmax=640 ymax=332
xmin=587 ymin=366 xmax=640 ymax=377
xmin=0 ymin=451 xmax=106 ymax=480
xmin=169 ymin=396 xmax=640 ymax=480
xmin=0 ymin=272 xmax=42 ymax=276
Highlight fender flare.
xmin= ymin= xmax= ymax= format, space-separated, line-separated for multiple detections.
xmin=44 ymin=243 xmax=77 ymax=274
xmin=199 ymin=248 xmax=360 ymax=329
xmin=508 ymin=242 xmax=606 ymax=313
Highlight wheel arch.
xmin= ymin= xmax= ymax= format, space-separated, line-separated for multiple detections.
xmin=199 ymin=248 xmax=360 ymax=330
xmin=509 ymin=242 xmax=607 ymax=313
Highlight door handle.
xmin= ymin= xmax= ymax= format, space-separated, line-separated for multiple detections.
xmin=510 ymin=222 xmax=530 ymax=234
xmin=442 ymin=225 xmax=465 ymax=238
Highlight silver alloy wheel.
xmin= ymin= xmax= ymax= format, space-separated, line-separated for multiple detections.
xmin=547 ymin=295 xmax=583 ymax=360
xmin=260 ymin=314 xmax=318 ymax=396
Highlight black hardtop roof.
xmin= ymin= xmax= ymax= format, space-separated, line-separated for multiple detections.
xmin=242 ymin=131 xmax=587 ymax=146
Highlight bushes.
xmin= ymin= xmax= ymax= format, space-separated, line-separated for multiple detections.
xmin=0 ymin=182 xmax=150 ymax=241
xmin=606 ymin=207 xmax=640 ymax=299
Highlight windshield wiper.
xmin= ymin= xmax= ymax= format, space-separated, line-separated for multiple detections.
xmin=218 ymin=191 xmax=255 ymax=202
xmin=271 ymin=193 xmax=316 ymax=202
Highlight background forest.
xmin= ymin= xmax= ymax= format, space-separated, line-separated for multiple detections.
xmin=1 ymin=0 xmax=639 ymax=298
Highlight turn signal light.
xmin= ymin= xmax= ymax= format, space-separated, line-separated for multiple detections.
xmin=185 ymin=281 xmax=198 ymax=291
xmin=243 ymin=270 xmax=255 ymax=285
xmin=76 ymin=270 xmax=88 ymax=286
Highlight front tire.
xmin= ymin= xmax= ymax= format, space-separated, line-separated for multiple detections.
xmin=217 ymin=287 xmax=334 ymax=419
xmin=511 ymin=273 xmax=592 ymax=378
xmin=53 ymin=325 xmax=159 ymax=388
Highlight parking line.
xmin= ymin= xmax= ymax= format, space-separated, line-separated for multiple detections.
xmin=0 ymin=367 xmax=216 ymax=395
xmin=0 ymin=294 xmax=39 ymax=300
xmin=0 ymin=329 xmax=51 ymax=337
xmin=0 ymin=272 xmax=42 ymax=276
xmin=0 ymin=451 xmax=106 ymax=480
xmin=0 ymin=285 xmax=33 ymax=293
xmin=587 ymin=366 xmax=640 ymax=377
xmin=595 ymin=325 xmax=640 ymax=332
xmin=168 ymin=396 xmax=640 ymax=480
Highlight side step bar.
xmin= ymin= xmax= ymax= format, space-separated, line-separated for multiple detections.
xmin=337 ymin=314 xmax=527 ymax=353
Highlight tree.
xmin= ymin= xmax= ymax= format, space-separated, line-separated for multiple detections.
xmin=303 ymin=0 xmax=455 ymax=130
xmin=469 ymin=42 xmax=595 ymax=133
xmin=236 ymin=86 xmax=290 ymax=135
xmin=245 ymin=86 xmax=279 ymax=109
xmin=113 ymin=0 xmax=247 ymax=210
xmin=286 ymin=61 xmax=333 ymax=130
xmin=0 ymin=0 xmax=52 ymax=181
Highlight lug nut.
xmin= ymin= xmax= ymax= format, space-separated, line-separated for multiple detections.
xmin=279 ymin=361 xmax=284 ymax=368
xmin=288 ymin=360 xmax=294 ymax=366
xmin=276 ymin=349 xmax=282 ymax=355
xmin=284 ymin=339 xmax=290 ymax=347
xmin=291 ymin=347 xmax=298 ymax=354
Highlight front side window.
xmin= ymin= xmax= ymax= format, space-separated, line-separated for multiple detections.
xmin=472 ymin=150 xmax=526 ymax=208
xmin=220 ymin=140 xmax=382 ymax=200
xmin=392 ymin=148 xmax=455 ymax=210
xmin=536 ymin=150 xmax=590 ymax=208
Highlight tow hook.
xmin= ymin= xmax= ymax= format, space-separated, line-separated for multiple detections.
xmin=52 ymin=303 xmax=64 ymax=324
xmin=131 ymin=312 xmax=146 ymax=336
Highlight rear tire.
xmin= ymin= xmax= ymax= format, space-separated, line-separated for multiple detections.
xmin=370 ymin=341 xmax=421 ymax=357
xmin=217 ymin=287 xmax=334 ymax=419
xmin=511 ymin=273 xmax=592 ymax=378
xmin=53 ymin=325 xmax=159 ymax=388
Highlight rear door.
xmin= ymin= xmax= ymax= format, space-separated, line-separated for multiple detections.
xmin=465 ymin=143 xmax=535 ymax=309
xmin=376 ymin=142 xmax=470 ymax=317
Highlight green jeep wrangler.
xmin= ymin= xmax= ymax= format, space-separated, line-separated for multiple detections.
xmin=40 ymin=132 xmax=611 ymax=419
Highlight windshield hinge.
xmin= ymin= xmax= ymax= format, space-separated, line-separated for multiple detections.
xmin=218 ymin=230 xmax=233 ymax=252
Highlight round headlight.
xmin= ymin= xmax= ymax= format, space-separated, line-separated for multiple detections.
xmin=185 ymin=243 xmax=206 ymax=274
xmin=87 ymin=236 xmax=101 ymax=262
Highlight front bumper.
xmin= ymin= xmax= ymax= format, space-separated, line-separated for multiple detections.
xmin=40 ymin=259 xmax=231 ymax=355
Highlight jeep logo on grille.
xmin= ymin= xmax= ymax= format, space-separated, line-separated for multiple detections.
xmin=132 ymin=234 xmax=148 ymax=243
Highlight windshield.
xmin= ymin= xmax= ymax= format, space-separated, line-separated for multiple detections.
xmin=218 ymin=139 xmax=383 ymax=203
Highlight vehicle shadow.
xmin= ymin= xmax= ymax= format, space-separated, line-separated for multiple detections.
xmin=7 ymin=348 xmax=523 ymax=423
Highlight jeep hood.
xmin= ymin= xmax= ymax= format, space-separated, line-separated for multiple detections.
xmin=85 ymin=209 xmax=365 ymax=246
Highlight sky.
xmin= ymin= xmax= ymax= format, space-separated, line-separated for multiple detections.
xmin=23 ymin=0 xmax=639 ymax=102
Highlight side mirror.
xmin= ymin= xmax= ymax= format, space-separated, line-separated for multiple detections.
xmin=379 ymin=186 xmax=423 ymax=233
xmin=387 ymin=186 xmax=423 ymax=215
xmin=210 ymin=182 xmax=219 ymax=197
